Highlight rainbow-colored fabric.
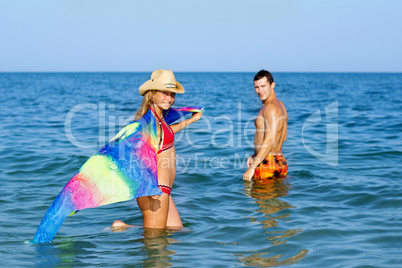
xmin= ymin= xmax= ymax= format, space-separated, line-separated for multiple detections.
xmin=33 ymin=106 xmax=203 ymax=244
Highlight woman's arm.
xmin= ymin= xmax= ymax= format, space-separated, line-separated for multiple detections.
xmin=170 ymin=109 xmax=203 ymax=134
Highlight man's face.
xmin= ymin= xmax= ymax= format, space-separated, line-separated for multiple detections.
xmin=254 ymin=77 xmax=274 ymax=102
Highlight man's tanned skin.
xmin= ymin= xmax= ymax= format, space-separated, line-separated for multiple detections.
xmin=243 ymin=70 xmax=288 ymax=181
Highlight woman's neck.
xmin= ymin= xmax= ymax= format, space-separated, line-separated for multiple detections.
xmin=152 ymin=105 xmax=163 ymax=118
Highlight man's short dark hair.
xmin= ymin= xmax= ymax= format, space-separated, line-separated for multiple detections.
xmin=254 ymin=70 xmax=274 ymax=84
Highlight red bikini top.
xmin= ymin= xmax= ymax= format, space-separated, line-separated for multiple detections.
xmin=151 ymin=107 xmax=175 ymax=154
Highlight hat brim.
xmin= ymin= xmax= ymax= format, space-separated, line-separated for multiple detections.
xmin=139 ymin=80 xmax=185 ymax=96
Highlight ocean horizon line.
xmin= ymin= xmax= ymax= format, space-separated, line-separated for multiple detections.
xmin=0 ymin=71 xmax=401 ymax=74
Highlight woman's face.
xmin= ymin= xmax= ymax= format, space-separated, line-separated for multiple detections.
xmin=153 ymin=91 xmax=176 ymax=110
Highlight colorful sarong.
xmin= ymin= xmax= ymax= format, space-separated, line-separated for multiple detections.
xmin=33 ymin=106 xmax=203 ymax=244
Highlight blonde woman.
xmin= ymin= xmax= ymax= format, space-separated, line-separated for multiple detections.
xmin=113 ymin=70 xmax=203 ymax=229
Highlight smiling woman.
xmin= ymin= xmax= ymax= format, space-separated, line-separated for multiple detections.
xmin=112 ymin=69 xmax=203 ymax=229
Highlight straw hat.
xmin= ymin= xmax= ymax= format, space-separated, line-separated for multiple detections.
xmin=139 ymin=69 xmax=185 ymax=96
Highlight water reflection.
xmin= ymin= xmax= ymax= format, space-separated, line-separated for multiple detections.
xmin=112 ymin=226 xmax=179 ymax=267
xmin=238 ymin=249 xmax=309 ymax=267
xmin=240 ymin=178 xmax=308 ymax=266
xmin=138 ymin=229 xmax=178 ymax=268
xmin=33 ymin=238 xmax=95 ymax=267
xmin=33 ymin=228 xmax=179 ymax=267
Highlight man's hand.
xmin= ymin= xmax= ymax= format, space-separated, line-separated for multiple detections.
xmin=243 ymin=167 xmax=255 ymax=181
xmin=247 ymin=156 xmax=254 ymax=167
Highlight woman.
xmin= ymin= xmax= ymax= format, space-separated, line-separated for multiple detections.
xmin=113 ymin=69 xmax=202 ymax=229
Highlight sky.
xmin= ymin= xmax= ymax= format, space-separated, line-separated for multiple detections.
xmin=0 ymin=0 xmax=401 ymax=72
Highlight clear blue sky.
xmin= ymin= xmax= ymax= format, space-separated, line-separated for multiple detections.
xmin=0 ymin=0 xmax=401 ymax=72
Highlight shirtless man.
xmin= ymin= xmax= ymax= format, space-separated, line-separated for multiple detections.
xmin=243 ymin=70 xmax=289 ymax=181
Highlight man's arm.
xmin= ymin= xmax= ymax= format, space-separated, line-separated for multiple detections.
xmin=243 ymin=107 xmax=279 ymax=181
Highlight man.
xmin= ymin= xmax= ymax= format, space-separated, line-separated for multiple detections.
xmin=243 ymin=70 xmax=289 ymax=181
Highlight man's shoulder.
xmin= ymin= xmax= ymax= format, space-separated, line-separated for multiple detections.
xmin=262 ymin=100 xmax=284 ymax=117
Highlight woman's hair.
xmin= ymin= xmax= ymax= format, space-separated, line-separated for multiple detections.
xmin=134 ymin=90 xmax=156 ymax=120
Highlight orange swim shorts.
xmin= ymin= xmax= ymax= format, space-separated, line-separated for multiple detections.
xmin=253 ymin=155 xmax=288 ymax=180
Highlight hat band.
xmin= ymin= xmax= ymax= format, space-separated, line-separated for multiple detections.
xmin=165 ymin=83 xmax=177 ymax=88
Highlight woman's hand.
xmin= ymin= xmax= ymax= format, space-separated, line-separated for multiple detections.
xmin=171 ymin=108 xmax=204 ymax=134
xmin=191 ymin=108 xmax=203 ymax=122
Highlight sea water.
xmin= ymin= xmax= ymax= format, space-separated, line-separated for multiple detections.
xmin=0 ymin=72 xmax=401 ymax=267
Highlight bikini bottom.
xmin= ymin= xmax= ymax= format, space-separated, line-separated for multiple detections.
xmin=158 ymin=184 xmax=172 ymax=195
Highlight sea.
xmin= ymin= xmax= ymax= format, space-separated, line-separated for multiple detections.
xmin=0 ymin=72 xmax=401 ymax=267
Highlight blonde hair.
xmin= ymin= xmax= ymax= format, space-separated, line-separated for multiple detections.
xmin=134 ymin=90 xmax=156 ymax=121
